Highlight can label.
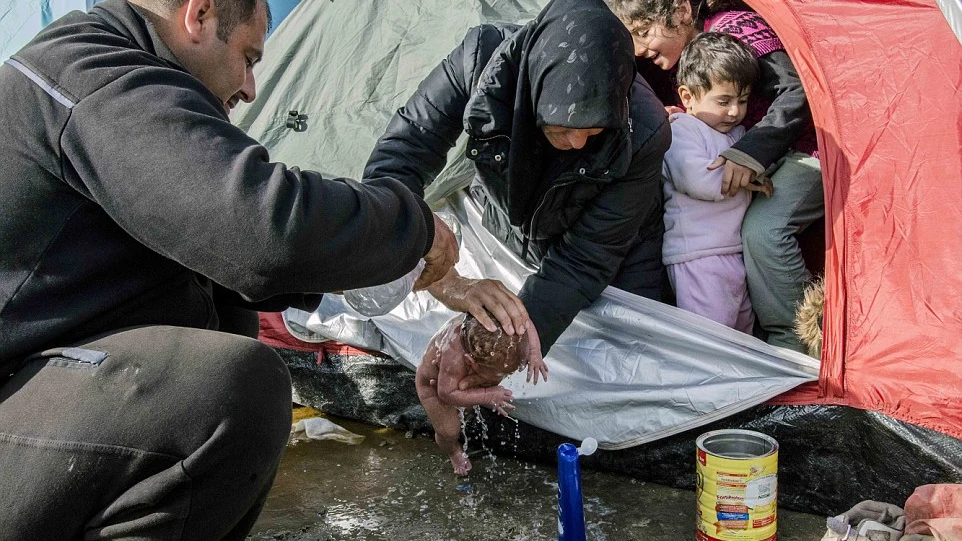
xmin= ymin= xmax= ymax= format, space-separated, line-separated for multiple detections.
xmin=695 ymin=430 xmax=778 ymax=541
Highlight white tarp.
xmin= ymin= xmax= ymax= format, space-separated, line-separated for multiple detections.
xmin=282 ymin=189 xmax=820 ymax=450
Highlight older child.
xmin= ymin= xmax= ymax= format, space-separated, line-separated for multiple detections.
xmin=606 ymin=0 xmax=823 ymax=352
xmin=662 ymin=32 xmax=769 ymax=333
xmin=416 ymin=314 xmax=548 ymax=476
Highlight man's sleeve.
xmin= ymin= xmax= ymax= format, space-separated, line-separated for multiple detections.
xmin=60 ymin=67 xmax=434 ymax=301
xmin=519 ymin=118 xmax=672 ymax=354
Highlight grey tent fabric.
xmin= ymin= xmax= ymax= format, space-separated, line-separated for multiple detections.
xmin=233 ymin=0 xmax=544 ymax=205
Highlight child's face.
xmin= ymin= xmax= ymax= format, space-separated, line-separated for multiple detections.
xmin=622 ymin=2 xmax=697 ymax=69
xmin=679 ymin=80 xmax=751 ymax=133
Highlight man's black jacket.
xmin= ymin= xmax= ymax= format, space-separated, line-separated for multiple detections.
xmin=0 ymin=0 xmax=435 ymax=374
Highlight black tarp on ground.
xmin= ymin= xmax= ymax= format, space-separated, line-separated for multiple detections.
xmin=280 ymin=345 xmax=962 ymax=517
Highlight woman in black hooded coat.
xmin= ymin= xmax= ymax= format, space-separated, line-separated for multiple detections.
xmin=363 ymin=0 xmax=672 ymax=359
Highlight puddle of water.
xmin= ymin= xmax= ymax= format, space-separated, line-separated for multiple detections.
xmin=248 ymin=416 xmax=827 ymax=541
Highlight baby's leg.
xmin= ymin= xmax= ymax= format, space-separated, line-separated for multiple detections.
xmin=420 ymin=394 xmax=471 ymax=476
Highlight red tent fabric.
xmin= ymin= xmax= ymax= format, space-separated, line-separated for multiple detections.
xmin=757 ymin=0 xmax=962 ymax=439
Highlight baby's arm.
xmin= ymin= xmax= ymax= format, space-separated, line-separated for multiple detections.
xmin=432 ymin=336 xmax=515 ymax=415
xmin=444 ymin=380 xmax=515 ymax=416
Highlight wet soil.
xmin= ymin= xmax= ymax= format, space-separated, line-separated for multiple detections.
xmin=247 ymin=415 xmax=827 ymax=541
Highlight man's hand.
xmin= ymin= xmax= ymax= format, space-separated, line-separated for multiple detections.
xmin=708 ymin=156 xmax=759 ymax=197
xmin=413 ymin=213 xmax=459 ymax=291
xmin=427 ymin=269 xmax=530 ymax=336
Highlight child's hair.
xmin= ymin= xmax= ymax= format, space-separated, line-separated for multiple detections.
xmin=676 ymin=32 xmax=758 ymax=97
xmin=460 ymin=315 xmax=527 ymax=376
xmin=603 ymin=0 xmax=753 ymax=30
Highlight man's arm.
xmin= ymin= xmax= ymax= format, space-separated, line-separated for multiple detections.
xmin=60 ymin=66 xmax=435 ymax=300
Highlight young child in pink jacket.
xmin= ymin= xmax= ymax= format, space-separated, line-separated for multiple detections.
xmin=662 ymin=32 xmax=771 ymax=333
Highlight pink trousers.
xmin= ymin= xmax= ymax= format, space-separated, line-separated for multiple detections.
xmin=667 ymin=253 xmax=755 ymax=334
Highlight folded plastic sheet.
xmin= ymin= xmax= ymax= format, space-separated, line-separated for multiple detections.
xmin=283 ymin=188 xmax=819 ymax=450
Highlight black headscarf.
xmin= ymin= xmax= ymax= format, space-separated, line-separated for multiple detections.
xmin=528 ymin=1 xmax=635 ymax=129
xmin=464 ymin=0 xmax=635 ymax=226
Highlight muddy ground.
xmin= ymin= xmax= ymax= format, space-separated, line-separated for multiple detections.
xmin=247 ymin=415 xmax=827 ymax=541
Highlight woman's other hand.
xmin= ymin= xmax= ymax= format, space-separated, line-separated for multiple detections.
xmin=427 ymin=269 xmax=530 ymax=336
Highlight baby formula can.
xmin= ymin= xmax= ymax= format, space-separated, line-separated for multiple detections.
xmin=695 ymin=429 xmax=778 ymax=541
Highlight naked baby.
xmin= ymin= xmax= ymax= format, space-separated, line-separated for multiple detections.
xmin=416 ymin=313 xmax=548 ymax=475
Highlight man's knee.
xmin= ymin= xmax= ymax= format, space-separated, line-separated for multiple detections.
xmin=164 ymin=331 xmax=292 ymax=455
xmin=212 ymin=337 xmax=292 ymax=442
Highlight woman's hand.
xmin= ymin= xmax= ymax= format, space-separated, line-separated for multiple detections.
xmin=427 ymin=269 xmax=530 ymax=336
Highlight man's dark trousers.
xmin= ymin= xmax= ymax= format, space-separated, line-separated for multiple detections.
xmin=0 ymin=323 xmax=292 ymax=540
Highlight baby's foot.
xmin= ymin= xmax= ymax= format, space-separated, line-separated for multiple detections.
xmin=450 ymin=451 xmax=472 ymax=476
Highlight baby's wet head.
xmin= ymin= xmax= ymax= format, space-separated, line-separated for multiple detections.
xmin=460 ymin=315 xmax=527 ymax=376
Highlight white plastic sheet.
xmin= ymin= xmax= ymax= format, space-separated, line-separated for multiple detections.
xmin=283 ymin=189 xmax=819 ymax=450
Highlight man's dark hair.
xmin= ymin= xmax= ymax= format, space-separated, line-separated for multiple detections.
xmin=676 ymin=32 xmax=758 ymax=97
xmin=159 ymin=0 xmax=272 ymax=41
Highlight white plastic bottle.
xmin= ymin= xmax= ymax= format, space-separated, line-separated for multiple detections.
xmin=342 ymin=211 xmax=461 ymax=317
xmin=342 ymin=258 xmax=426 ymax=316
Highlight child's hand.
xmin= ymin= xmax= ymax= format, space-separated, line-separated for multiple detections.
xmin=523 ymin=321 xmax=547 ymax=385
xmin=489 ymin=386 xmax=515 ymax=416
xmin=745 ymin=176 xmax=774 ymax=197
